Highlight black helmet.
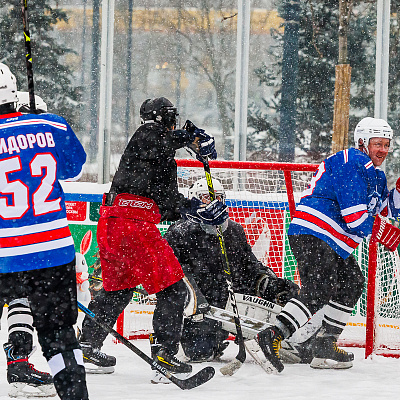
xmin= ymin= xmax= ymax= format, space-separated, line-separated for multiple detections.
xmin=140 ymin=97 xmax=178 ymax=129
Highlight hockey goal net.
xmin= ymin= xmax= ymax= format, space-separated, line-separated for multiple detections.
xmin=116 ymin=159 xmax=400 ymax=358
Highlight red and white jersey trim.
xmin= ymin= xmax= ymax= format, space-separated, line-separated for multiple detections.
xmin=292 ymin=205 xmax=363 ymax=254
xmin=341 ymin=204 xmax=368 ymax=228
xmin=0 ymin=218 xmax=73 ymax=258
xmin=364 ymin=160 xmax=374 ymax=169
xmin=0 ymin=237 xmax=74 ymax=258
xmin=343 ymin=149 xmax=349 ymax=163
xmin=0 ymin=119 xmax=67 ymax=131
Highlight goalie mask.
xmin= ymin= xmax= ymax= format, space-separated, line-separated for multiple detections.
xmin=0 ymin=63 xmax=18 ymax=106
xmin=188 ymin=178 xmax=228 ymax=232
xmin=140 ymin=97 xmax=178 ymax=129
xmin=188 ymin=177 xmax=226 ymax=205
xmin=17 ymin=91 xmax=48 ymax=113
xmin=354 ymin=117 xmax=393 ymax=152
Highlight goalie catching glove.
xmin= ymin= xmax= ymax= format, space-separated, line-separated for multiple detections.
xmin=255 ymin=272 xmax=299 ymax=307
xmin=184 ymin=197 xmax=229 ymax=226
xmin=183 ymin=120 xmax=217 ymax=160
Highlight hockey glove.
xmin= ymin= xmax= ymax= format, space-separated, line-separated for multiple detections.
xmin=197 ymin=133 xmax=217 ymax=160
xmin=183 ymin=120 xmax=217 ymax=160
xmin=185 ymin=197 xmax=228 ymax=225
xmin=256 ymin=274 xmax=299 ymax=307
xmin=182 ymin=119 xmax=198 ymax=133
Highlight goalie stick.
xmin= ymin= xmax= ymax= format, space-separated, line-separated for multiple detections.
xmin=77 ymin=301 xmax=215 ymax=390
xmin=196 ymin=154 xmax=247 ymax=376
xmin=21 ymin=0 xmax=36 ymax=112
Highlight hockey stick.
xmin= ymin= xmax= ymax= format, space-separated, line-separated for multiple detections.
xmin=21 ymin=0 xmax=36 ymax=112
xmin=77 ymin=301 xmax=215 ymax=390
xmin=197 ymin=155 xmax=247 ymax=376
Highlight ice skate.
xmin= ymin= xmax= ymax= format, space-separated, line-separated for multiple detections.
xmin=257 ymin=326 xmax=285 ymax=373
xmin=310 ymin=336 xmax=354 ymax=369
xmin=4 ymin=343 xmax=56 ymax=398
xmin=279 ymin=338 xmax=314 ymax=364
xmin=80 ymin=342 xmax=116 ymax=374
xmin=149 ymin=333 xmax=192 ymax=384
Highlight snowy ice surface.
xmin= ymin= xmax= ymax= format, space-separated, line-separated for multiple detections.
xmin=0 ymin=310 xmax=399 ymax=400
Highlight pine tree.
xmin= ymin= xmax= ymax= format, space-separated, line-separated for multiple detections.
xmin=0 ymin=1 xmax=81 ymax=129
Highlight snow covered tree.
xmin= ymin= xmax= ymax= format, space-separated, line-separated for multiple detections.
xmin=0 ymin=1 xmax=81 ymax=129
xmin=248 ymin=1 xmax=381 ymax=162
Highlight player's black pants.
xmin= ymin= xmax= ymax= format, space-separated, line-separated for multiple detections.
xmin=278 ymin=235 xmax=365 ymax=336
xmin=80 ymin=287 xmax=135 ymax=348
xmin=81 ymin=279 xmax=187 ymax=355
xmin=0 ymin=260 xmax=88 ymax=400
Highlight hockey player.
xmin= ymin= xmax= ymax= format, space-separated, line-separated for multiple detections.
xmin=78 ymin=97 xmax=228 ymax=382
xmin=257 ymin=117 xmax=400 ymax=373
xmin=163 ymin=177 xmax=300 ymax=362
xmin=1 ymin=92 xmax=56 ymax=398
xmin=0 ymin=63 xmax=89 ymax=399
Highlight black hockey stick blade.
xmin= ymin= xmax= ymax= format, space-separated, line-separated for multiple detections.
xmin=77 ymin=301 xmax=215 ymax=389
xmin=171 ymin=366 xmax=215 ymax=390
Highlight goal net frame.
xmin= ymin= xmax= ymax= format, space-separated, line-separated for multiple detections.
xmin=115 ymin=159 xmax=400 ymax=359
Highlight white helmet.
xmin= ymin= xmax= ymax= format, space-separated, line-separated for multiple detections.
xmin=354 ymin=117 xmax=393 ymax=151
xmin=188 ymin=177 xmax=225 ymax=203
xmin=0 ymin=63 xmax=18 ymax=106
xmin=17 ymin=91 xmax=48 ymax=113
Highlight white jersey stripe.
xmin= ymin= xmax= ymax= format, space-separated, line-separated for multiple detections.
xmin=0 ymin=218 xmax=69 ymax=238
xmin=347 ymin=212 xmax=368 ymax=228
xmin=296 ymin=205 xmax=362 ymax=241
xmin=341 ymin=204 xmax=367 ymax=216
xmin=343 ymin=149 xmax=349 ymax=163
xmin=0 ymin=119 xmax=67 ymax=131
xmin=291 ymin=218 xmax=360 ymax=253
xmin=0 ymin=236 xmax=74 ymax=258
xmin=364 ymin=160 xmax=374 ymax=169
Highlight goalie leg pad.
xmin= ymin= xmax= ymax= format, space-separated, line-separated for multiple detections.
xmin=225 ymin=293 xmax=282 ymax=324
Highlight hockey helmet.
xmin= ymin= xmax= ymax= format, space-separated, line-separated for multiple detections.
xmin=140 ymin=97 xmax=178 ymax=129
xmin=354 ymin=117 xmax=393 ymax=151
xmin=188 ymin=177 xmax=225 ymax=203
xmin=0 ymin=63 xmax=18 ymax=106
xmin=17 ymin=91 xmax=48 ymax=113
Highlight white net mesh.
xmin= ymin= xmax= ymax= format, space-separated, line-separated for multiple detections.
xmin=120 ymin=162 xmax=400 ymax=355
xmin=342 ymin=240 xmax=400 ymax=353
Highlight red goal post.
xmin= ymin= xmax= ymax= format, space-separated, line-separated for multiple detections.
xmin=115 ymin=159 xmax=400 ymax=358
xmin=364 ymin=215 xmax=400 ymax=358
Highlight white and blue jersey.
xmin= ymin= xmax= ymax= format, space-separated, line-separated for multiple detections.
xmin=288 ymin=148 xmax=400 ymax=259
xmin=0 ymin=112 xmax=86 ymax=273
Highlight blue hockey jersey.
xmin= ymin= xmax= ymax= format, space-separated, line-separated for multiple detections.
xmin=0 ymin=112 xmax=86 ymax=273
xmin=288 ymin=148 xmax=400 ymax=259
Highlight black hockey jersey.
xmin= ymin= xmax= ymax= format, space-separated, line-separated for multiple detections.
xmin=110 ymin=122 xmax=192 ymax=221
xmin=164 ymin=219 xmax=266 ymax=308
